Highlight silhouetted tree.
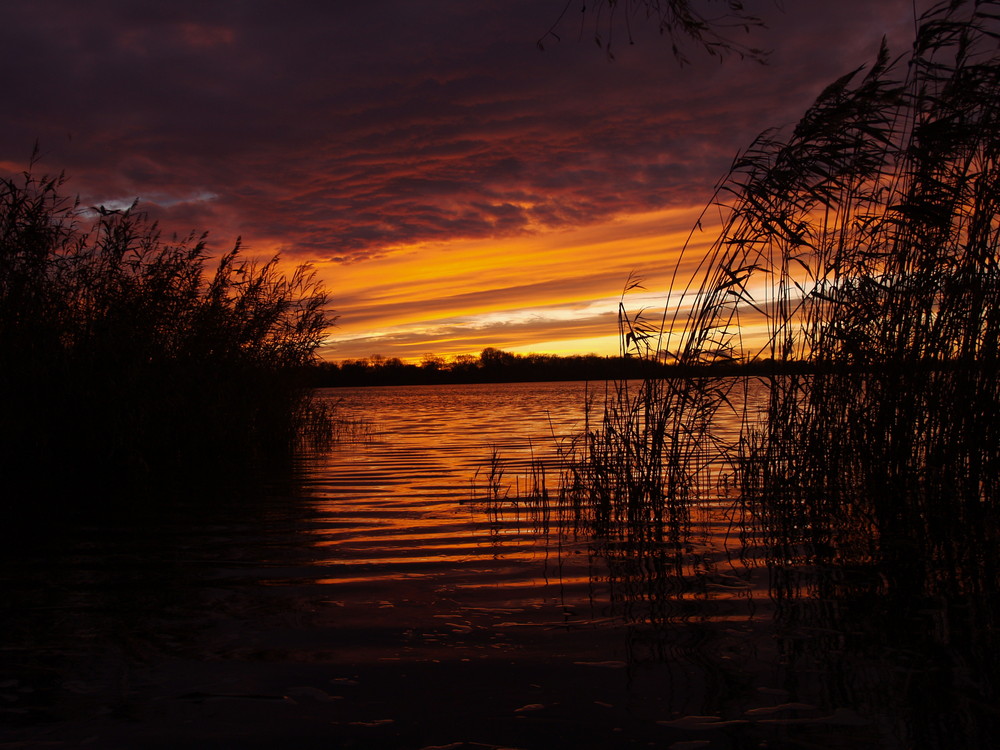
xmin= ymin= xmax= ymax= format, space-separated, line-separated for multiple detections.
xmin=420 ymin=354 xmax=446 ymax=372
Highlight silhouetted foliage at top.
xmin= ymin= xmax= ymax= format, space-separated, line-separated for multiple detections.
xmin=0 ymin=165 xmax=334 ymax=517
xmin=540 ymin=0 xmax=768 ymax=63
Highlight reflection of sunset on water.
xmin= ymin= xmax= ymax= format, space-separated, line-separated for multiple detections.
xmin=7 ymin=1 xmax=992 ymax=748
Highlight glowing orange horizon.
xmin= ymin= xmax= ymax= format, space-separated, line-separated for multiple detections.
xmin=316 ymin=205 xmax=718 ymax=362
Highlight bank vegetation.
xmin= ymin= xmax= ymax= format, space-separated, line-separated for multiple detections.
xmin=0 ymin=166 xmax=334 ymax=517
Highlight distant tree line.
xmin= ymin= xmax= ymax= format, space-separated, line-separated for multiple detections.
xmin=315 ymin=347 xmax=811 ymax=387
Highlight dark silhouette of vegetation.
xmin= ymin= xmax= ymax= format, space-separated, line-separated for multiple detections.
xmin=540 ymin=0 xmax=768 ymax=63
xmin=481 ymin=4 xmax=1000 ymax=743
xmin=316 ymin=347 xmax=809 ymax=387
xmin=652 ymin=0 xmax=1000 ymax=524
xmin=0 ymin=165 xmax=334 ymax=518
xmin=565 ymin=0 xmax=1000 ymax=526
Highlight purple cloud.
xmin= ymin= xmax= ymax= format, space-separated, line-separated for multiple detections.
xmin=2 ymin=0 xmax=917 ymax=266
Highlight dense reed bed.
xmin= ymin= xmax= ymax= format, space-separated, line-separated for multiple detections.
xmin=688 ymin=0 xmax=1000 ymax=571
xmin=0 ymin=166 xmax=334 ymax=517
xmin=474 ymin=5 xmax=1000 ymax=741
xmin=555 ymin=0 xmax=1000 ymax=546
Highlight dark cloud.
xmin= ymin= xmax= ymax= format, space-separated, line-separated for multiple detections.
xmin=2 ymin=0 xmax=919 ymax=266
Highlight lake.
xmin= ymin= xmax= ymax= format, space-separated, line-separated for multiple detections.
xmin=2 ymin=380 xmax=997 ymax=748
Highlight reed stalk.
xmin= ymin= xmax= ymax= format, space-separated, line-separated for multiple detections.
xmin=503 ymin=0 xmax=1000 ymax=594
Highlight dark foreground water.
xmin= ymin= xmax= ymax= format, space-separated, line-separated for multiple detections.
xmin=2 ymin=381 xmax=998 ymax=749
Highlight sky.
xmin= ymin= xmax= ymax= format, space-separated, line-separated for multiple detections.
xmin=1 ymin=0 xmax=921 ymax=362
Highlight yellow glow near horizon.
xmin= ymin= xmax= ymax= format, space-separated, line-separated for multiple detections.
xmin=319 ymin=205 xmax=714 ymax=361
xmin=506 ymin=334 xmax=625 ymax=358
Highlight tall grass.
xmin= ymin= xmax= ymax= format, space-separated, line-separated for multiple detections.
xmin=472 ymin=9 xmax=1000 ymax=734
xmin=687 ymin=0 xmax=1000 ymax=546
xmin=480 ymin=0 xmax=1000 ymax=658
xmin=0 ymin=165 xmax=334 ymax=514
xmin=577 ymin=0 xmax=1000 ymax=532
xmin=530 ymin=0 xmax=1000 ymax=728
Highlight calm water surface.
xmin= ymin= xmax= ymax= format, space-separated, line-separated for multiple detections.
xmin=2 ymin=381 xmax=994 ymax=748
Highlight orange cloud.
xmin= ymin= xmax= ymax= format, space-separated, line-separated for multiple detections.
xmin=1 ymin=0 xmax=919 ymax=367
xmin=321 ymin=206 xmax=715 ymax=361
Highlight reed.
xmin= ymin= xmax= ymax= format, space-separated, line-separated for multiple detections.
xmin=0 ymin=165 xmax=334 ymax=514
xmin=563 ymin=0 xmax=1000 ymax=719
xmin=473 ymin=8 xmax=1000 ymax=722
xmin=482 ymin=0 xmax=1000 ymax=602
xmin=703 ymin=0 xmax=1000 ymax=549
xmin=565 ymin=0 xmax=1000 ymax=531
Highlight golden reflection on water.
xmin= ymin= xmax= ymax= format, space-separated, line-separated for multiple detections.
xmin=299 ymin=382 xmax=778 ymax=677
xmin=7 ymin=380 xmax=994 ymax=748
xmin=294 ymin=379 xmax=1000 ymax=749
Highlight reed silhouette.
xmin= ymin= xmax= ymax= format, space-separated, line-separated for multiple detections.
xmin=539 ymin=0 xmax=767 ymax=63
xmin=0 ymin=164 xmax=334 ymax=519
xmin=476 ymin=3 xmax=1000 ymax=744
xmin=565 ymin=0 xmax=1000 ymax=542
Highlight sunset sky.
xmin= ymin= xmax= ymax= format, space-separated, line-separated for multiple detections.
xmin=1 ymin=0 xmax=920 ymax=361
